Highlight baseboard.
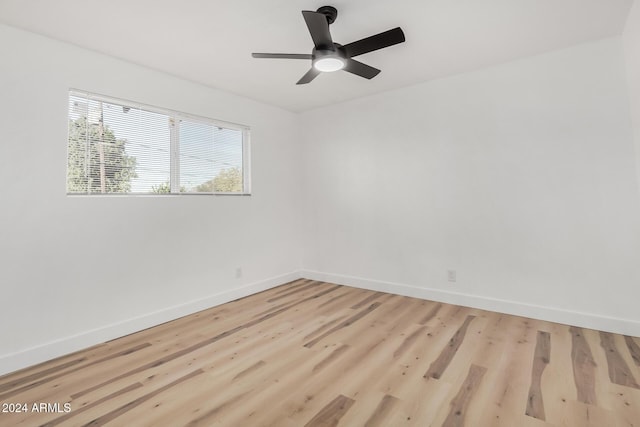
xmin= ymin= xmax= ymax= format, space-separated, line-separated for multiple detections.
xmin=0 ymin=271 xmax=302 ymax=377
xmin=302 ymin=270 xmax=640 ymax=336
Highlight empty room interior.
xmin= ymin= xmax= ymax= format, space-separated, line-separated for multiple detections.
xmin=1 ymin=0 xmax=640 ymax=426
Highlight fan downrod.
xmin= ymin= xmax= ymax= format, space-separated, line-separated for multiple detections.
xmin=317 ymin=6 xmax=337 ymax=24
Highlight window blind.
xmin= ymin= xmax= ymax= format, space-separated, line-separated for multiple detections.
xmin=67 ymin=91 xmax=250 ymax=195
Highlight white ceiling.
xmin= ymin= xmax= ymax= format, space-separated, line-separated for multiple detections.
xmin=0 ymin=0 xmax=634 ymax=112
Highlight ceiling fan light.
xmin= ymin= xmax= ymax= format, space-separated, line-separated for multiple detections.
xmin=313 ymin=57 xmax=345 ymax=72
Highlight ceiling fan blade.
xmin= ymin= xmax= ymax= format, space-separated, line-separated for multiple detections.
xmin=296 ymin=68 xmax=321 ymax=85
xmin=252 ymin=53 xmax=313 ymax=60
xmin=302 ymin=10 xmax=333 ymax=49
xmin=343 ymin=58 xmax=381 ymax=79
xmin=342 ymin=27 xmax=405 ymax=58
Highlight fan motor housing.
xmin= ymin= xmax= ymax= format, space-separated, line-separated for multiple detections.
xmin=317 ymin=6 xmax=337 ymax=24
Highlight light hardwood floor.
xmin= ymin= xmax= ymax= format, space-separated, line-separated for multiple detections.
xmin=1 ymin=279 xmax=639 ymax=426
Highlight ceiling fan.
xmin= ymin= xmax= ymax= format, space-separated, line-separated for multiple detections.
xmin=252 ymin=6 xmax=405 ymax=85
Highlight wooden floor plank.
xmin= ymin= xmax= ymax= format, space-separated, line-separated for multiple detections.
xmin=606 ymin=383 xmax=640 ymax=427
xmin=303 ymin=302 xmax=382 ymax=348
xmin=470 ymin=316 xmax=539 ymax=427
xmin=539 ymin=323 xmax=576 ymax=426
xmin=418 ymin=302 xmax=442 ymax=325
xmin=570 ymin=326 xmax=598 ymax=404
xmin=424 ymin=315 xmax=476 ymax=379
xmin=40 ymin=382 xmax=143 ymax=427
xmin=303 ymin=394 xmax=355 ymax=427
xmin=625 ymin=335 xmax=640 ymax=367
xmin=363 ymin=394 xmax=400 ymax=427
xmin=600 ymin=331 xmax=640 ymax=389
xmin=393 ymin=325 xmax=427 ymax=359
xmin=1 ymin=280 xmax=638 ymax=426
xmin=350 ymin=291 xmax=386 ymax=310
xmin=267 ymin=280 xmax=322 ymax=302
xmin=442 ymin=364 xmax=487 ymax=427
xmin=84 ymin=369 xmax=204 ymax=426
xmin=526 ymin=330 xmax=551 ymax=420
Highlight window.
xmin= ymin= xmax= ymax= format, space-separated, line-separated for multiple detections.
xmin=67 ymin=90 xmax=250 ymax=195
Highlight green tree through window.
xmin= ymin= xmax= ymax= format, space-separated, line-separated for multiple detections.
xmin=67 ymin=115 xmax=137 ymax=193
xmin=196 ymin=167 xmax=243 ymax=193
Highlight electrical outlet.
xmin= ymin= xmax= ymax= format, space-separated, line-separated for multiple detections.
xmin=447 ymin=270 xmax=457 ymax=282
xmin=235 ymin=267 xmax=243 ymax=279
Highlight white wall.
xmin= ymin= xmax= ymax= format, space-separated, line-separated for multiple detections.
xmin=624 ymin=0 xmax=640 ymax=192
xmin=301 ymin=37 xmax=640 ymax=335
xmin=0 ymin=24 xmax=302 ymax=375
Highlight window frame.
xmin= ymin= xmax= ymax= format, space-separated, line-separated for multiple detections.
xmin=67 ymin=89 xmax=252 ymax=196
